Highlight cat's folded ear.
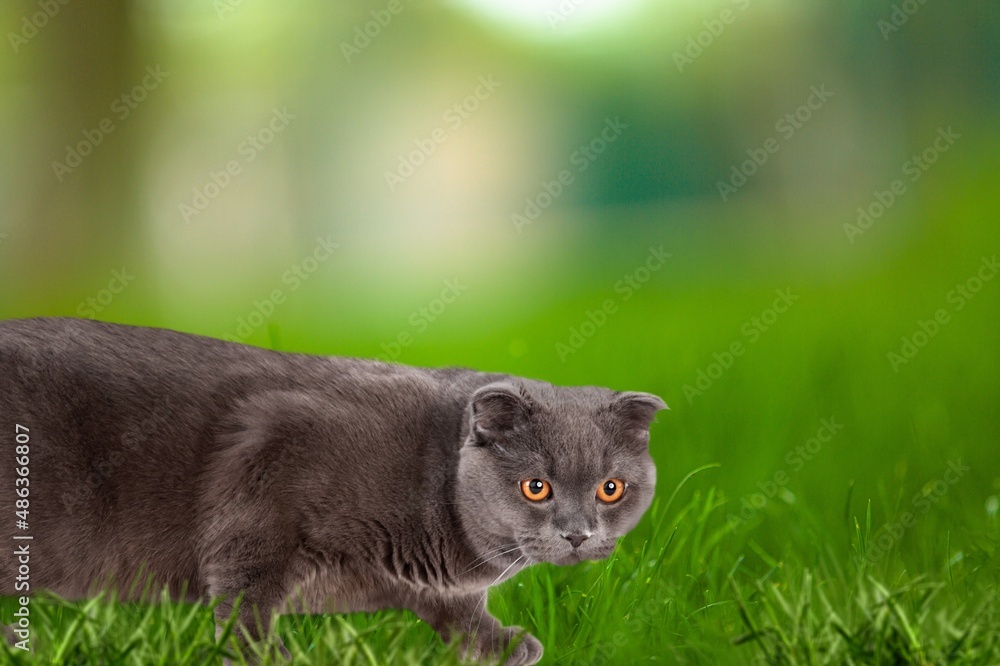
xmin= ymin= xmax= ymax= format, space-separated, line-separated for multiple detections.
xmin=610 ymin=392 xmax=668 ymax=431
xmin=469 ymin=382 xmax=533 ymax=444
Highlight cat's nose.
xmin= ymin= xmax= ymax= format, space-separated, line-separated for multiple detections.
xmin=562 ymin=533 xmax=590 ymax=549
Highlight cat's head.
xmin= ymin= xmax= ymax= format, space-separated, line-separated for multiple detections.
xmin=456 ymin=381 xmax=665 ymax=567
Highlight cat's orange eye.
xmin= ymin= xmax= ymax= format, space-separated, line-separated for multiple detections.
xmin=596 ymin=479 xmax=626 ymax=503
xmin=520 ymin=479 xmax=552 ymax=501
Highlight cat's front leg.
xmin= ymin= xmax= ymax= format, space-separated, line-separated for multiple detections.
xmin=203 ymin=552 xmax=293 ymax=664
xmin=413 ymin=592 xmax=543 ymax=666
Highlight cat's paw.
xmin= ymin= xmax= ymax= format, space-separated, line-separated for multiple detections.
xmin=465 ymin=626 xmax=542 ymax=666
xmin=498 ymin=627 xmax=543 ymax=666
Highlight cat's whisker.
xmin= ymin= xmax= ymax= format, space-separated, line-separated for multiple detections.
xmin=470 ymin=555 xmax=524 ymax=643
xmin=458 ymin=544 xmax=522 ymax=575
xmin=468 ymin=588 xmax=492 ymax=642
xmin=492 ymin=555 xmax=524 ymax=588
xmin=458 ymin=546 xmax=511 ymax=573
xmin=464 ymin=542 xmax=518 ymax=564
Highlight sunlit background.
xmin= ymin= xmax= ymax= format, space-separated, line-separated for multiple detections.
xmin=1 ymin=0 xmax=999 ymax=657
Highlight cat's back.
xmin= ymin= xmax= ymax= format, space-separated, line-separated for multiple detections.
xmin=0 ymin=317 xmax=481 ymax=446
xmin=0 ymin=317 xmax=253 ymax=382
xmin=0 ymin=316 xmax=335 ymax=408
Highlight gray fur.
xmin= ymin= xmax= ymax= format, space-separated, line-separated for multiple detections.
xmin=0 ymin=318 xmax=665 ymax=664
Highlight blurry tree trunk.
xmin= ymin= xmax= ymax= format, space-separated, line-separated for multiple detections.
xmin=7 ymin=0 xmax=140 ymax=315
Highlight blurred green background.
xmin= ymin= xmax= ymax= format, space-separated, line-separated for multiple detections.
xmin=1 ymin=0 xmax=999 ymax=661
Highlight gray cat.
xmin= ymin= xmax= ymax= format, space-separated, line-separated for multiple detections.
xmin=0 ymin=317 xmax=664 ymax=665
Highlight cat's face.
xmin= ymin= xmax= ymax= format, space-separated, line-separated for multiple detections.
xmin=456 ymin=382 xmax=664 ymax=567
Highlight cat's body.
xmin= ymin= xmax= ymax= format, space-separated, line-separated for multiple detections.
xmin=0 ymin=318 xmax=664 ymax=664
